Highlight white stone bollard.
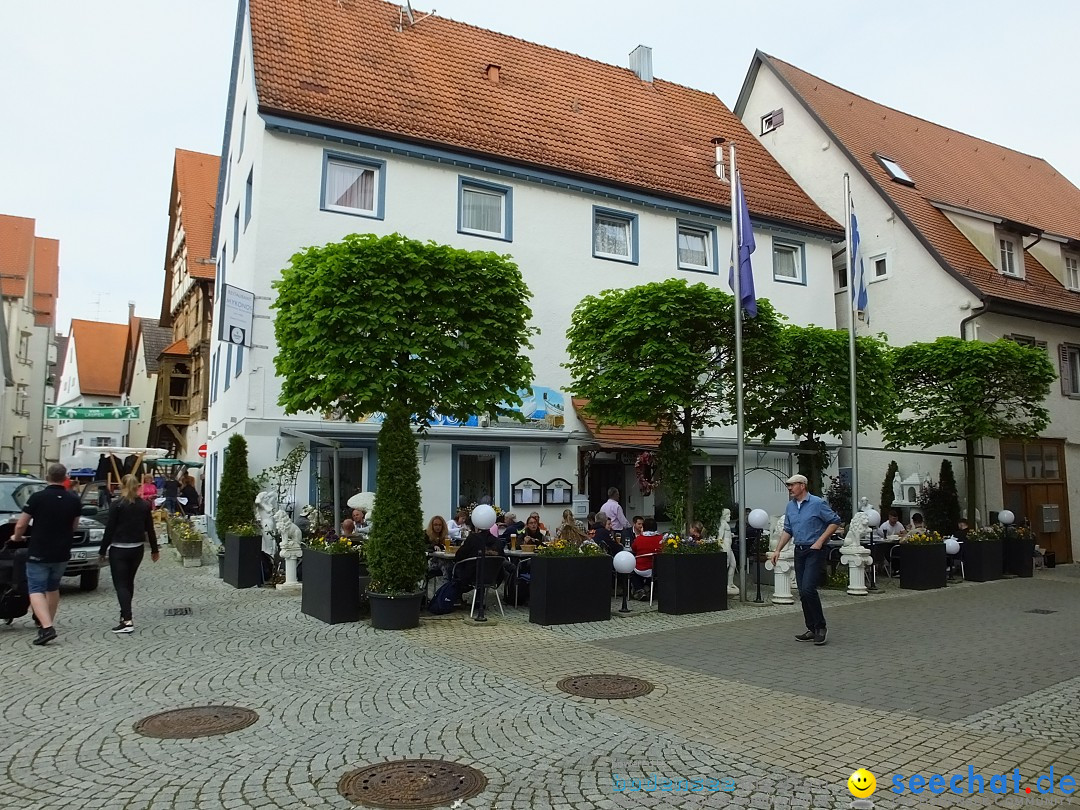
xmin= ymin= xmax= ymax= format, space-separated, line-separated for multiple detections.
xmin=765 ymin=545 xmax=795 ymax=605
xmin=274 ymin=507 xmax=304 ymax=594
xmin=841 ymin=543 xmax=871 ymax=596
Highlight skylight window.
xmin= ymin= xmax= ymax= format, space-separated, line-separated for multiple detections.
xmin=874 ymin=153 xmax=914 ymax=186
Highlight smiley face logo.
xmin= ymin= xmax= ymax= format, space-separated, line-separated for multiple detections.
xmin=847 ymin=768 xmax=876 ymax=798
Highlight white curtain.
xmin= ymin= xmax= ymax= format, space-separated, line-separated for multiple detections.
xmin=462 ymin=187 xmax=503 ymax=233
xmin=678 ymin=231 xmax=708 ymax=267
xmin=594 ymin=216 xmax=629 ymax=256
xmin=326 ymin=161 xmax=375 ymax=211
xmin=774 ymin=246 xmax=798 ymax=279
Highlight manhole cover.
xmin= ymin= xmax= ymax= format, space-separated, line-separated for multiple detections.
xmin=556 ymin=674 xmax=654 ymax=699
xmin=1026 ymin=608 xmax=1057 ymax=614
xmin=164 ymin=607 xmax=192 ymax=616
xmin=133 ymin=706 xmax=258 ymax=739
xmin=338 ymin=760 xmax=487 ymax=808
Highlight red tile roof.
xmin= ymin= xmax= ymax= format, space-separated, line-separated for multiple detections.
xmin=760 ymin=54 xmax=1080 ymax=317
xmin=32 ymin=237 xmax=58 ymax=327
xmin=572 ymin=398 xmax=662 ymax=450
xmin=70 ymin=319 xmax=130 ymax=396
xmin=174 ymin=149 xmax=220 ymax=281
xmin=248 ymin=0 xmax=840 ymax=236
xmin=0 ymin=214 xmax=34 ymax=298
xmin=160 ymin=337 xmax=191 ymax=357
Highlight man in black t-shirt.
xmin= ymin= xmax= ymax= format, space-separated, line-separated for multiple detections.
xmin=12 ymin=463 xmax=83 ymax=645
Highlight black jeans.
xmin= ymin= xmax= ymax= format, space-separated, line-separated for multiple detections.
xmin=794 ymin=546 xmax=827 ymax=631
xmin=109 ymin=546 xmax=145 ymax=621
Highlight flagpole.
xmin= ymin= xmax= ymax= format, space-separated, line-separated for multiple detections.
xmin=731 ymin=144 xmax=748 ymax=603
xmin=845 ymin=173 xmax=860 ymax=518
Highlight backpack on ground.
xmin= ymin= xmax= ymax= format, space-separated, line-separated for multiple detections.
xmin=427 ymin=579 xmax=462 ymax=615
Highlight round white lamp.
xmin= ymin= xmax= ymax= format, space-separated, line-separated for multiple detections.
xmin=748 ymin=508 xmax=770 ymax=530
xmin=864 ymin=509 xmax=881 ymax=529
xmin=945 ymin=537 xmax=961 ymax=555
xmin=998 ymin=510 xmax=1015 ymax=526
xmin=471 ymin=504 xmax=497 ymax=531
xmin=614 ymin=550 xmax=636 ymax=613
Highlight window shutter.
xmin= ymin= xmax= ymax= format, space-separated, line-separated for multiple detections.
xmin=1060 ymin=344 xmax=1073 ymax=395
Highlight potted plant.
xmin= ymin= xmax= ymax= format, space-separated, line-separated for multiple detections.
xmin=962 ymin=525 xmax=1004 ymax=582
xmin=654 ymin=535 xmax=727 ymax=614
xmin=170 ymin=516 xmax=205 ymax=568
xmin=529 ymin=539 xmax=611 ymax=626
xmin=898 ymin=529 xmax=947 ymax=590
xmin=215 ymin=434 xmax=260 ymax=539
xmin=223 ymin=521 xmax=263 ymax=589
xmin=301 ymin=531 xmax=364 ymax=624
xmin=1003 ymin=524 xmax=1036 ymax=578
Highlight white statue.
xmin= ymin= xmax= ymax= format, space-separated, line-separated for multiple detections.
xmin=717 ymin=508 xmax=739 ymax=596
xmin=255 ymin=491 xmax=278 ymax=557
xmin=845 ymin=511 xmax=871 ymax=546
xmin=274 ymin=506 xmax=303 ymax=592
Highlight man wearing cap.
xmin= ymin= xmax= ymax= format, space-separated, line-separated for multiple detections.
xmin=771 ymin=474 xmax=841 ymax=646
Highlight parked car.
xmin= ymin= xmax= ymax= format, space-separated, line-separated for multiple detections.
xmin=0 ymin=476 xmax=105 ymax=591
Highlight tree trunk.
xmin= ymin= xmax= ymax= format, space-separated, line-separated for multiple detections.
xmin=682 ymin=407 xmax=694 ymax=530
xmin=965 ymin=438 xmax=978 ymax=525
xmin=798 ymin=437 xmax=825 ymax=495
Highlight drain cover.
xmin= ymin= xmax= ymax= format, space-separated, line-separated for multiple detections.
xmin=164 ymin=607 xmax=192 ymax=616
xmin=338 ymin=760 xmax=487 ymax=808
xmin=133 ymin=706 xmax=258 ymax=739
xmin=556 ymin=674 xmax=654 ymax=699
xmin=1026 ymin=608 xmax=1057 ymax=614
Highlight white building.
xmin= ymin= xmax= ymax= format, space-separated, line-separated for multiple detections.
xmin=205 ymin=0 xmax=845 ymax=531
xmin=736 ymin=51 xmax=1080 ymax=562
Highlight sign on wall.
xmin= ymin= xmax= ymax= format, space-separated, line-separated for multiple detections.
xmin=218 ymin=284 xmax=255 ymax=347
xmin=46 ymin=405 xmax=139 ymax=419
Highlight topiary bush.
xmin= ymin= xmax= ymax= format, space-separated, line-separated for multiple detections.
xmin=880 ymin=460 xmax=898 ymax=515
xmin=216 ymin=434 xmax=259 ymax=534
xmin=364 ymin=402 xmax=426 ymax=595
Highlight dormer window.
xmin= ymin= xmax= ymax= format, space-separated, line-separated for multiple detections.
xmin=998 ymin=235 xmax=1022 ymax=277
xmin=873 ymin=153 xmax=914 ymax=186
xmin=1065 ymin=254 xmax=1079 ymax=290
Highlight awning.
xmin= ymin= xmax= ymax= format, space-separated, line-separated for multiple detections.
xmin=571 ymin=398 xmax=662 ymax=450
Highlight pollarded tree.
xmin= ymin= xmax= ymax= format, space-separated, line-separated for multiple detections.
xmin=565 ymin=279 xmax=783 ymax=528
xmin=273 ymin=233 xmax=535 ymax=597
xmin=883 ymin=337 xmax=1055 ymax=524
xmin=742 ymin=324 xmax=894 ymax=494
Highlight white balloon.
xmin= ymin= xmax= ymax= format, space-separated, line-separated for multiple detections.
xmin=945 ymin=537 xmax=961 ymax=555
xmin=613 ymin=550 xmax=636 ymax=574
xmin=471 ymin=504 xmax=497 ymax=531
xmin=998 ymin=510 xmax=1015 ymax=525
xmin=864 ymin=508 xmax=881 ymax=528
xmin=748 ymin=508 xmax=770 ymax=530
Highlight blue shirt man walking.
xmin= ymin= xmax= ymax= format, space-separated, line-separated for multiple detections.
xmin=770 ymin=474 xmax=841 ymax=646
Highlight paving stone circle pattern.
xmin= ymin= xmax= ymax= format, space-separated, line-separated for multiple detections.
xmin=337 ymin=760 xmax=487 ymax=808
xmin=133 ymin=705 xmax=259 ymax=739
xmin=556 ymin=673 xmax=655 ymax=699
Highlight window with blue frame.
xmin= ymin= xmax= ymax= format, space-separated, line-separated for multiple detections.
xmin=244 ymin=170 xmax=253 ymax=229
xmin=458 ymin=177 xmax=512 ymax=241
xmin=772 ymin=239 xmax=805 ymax=284
xmin=676 ymin=222 xmax=716 ymax=273
xmin=321 ymin=151 xmax=386 ymax=219
xmin=592 ymin=207 xmax=638 ymax=264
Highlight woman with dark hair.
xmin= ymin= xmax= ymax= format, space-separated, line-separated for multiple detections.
xmin=98 ymin=474 xmax=159 ymax=633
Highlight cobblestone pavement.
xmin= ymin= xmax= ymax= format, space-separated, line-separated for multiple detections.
xmin=0 ymin=556 xmax=1077 ymax=810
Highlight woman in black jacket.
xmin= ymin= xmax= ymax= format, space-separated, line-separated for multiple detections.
xmin=97 ymin=474 xmax=159 ymax=633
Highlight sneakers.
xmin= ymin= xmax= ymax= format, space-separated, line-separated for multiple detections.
xmin=32 ymin=626 xmax=57 ymax=646
xmin=795 ymin=630 xmax=816 ymax=642
xmin=111 ymin=621 xmax=134 ymax=634
xmin=814 ymin=627 xmax=828 ymax=646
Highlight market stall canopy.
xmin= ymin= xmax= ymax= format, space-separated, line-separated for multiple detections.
xmin=72 ymin=446 xmax=170 ymax=459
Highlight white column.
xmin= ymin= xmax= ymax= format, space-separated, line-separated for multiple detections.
xmin=765 ymin=546 xmax=795 ymax=605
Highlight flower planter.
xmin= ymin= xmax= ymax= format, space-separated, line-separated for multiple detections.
xmin=899 ymin=543 xmax=947 ymax=590
xmin=223 ymin=534 xmax=263 ymax=589
xmin=177 ymin=539 xmax=203 ymax=567
xmin=962 ymin=540 xmax=1002 ymax=582
xmin=654 ymin=552 xmax=728 ymax=614
xmin=529 ymin=555 xmax=611 ymax=626
xmin=1004 ymin=536 xmax=1035 ymax=578
xmin=301 ymin=549 xmax=361 ymax=624
xmin=369 ymin=590 xmax=421 ymax=630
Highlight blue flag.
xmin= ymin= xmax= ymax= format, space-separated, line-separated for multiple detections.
xmin=728 ymin=172 xmax=757 ymax=317
xmin=850 ymin=194 xmax=869 ymax=324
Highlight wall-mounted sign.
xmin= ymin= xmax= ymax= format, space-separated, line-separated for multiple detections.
xmin=218 ymin=284 xmax=255 ymax=347
xmin=46 ymin=405 xmax=139 ymax=419
xmin=351 ymin=386 xmax=566 ymax=431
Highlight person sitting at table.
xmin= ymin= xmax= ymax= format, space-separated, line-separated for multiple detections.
xmin=878 ymin=510 xmax=906 ymax=540
xmin=499 ymin=512 xmax=524 ymax=544
xmin=520 ymin=515 xmax=546 ymax=545
xmin=453 ymin=518 xmax=506 ymax=589
xmin=426 ymin=515 xmax=450 ymax=550
xmin=630 ymin=516 xmax=664 ymax=600
xmin=352 ymin=507 xmax=372 ymax=538
xmin=556 ymin=509 xmax=587 ymax=546
xmin=340 ymin=518 xmax=357 ymax=537
xmin=448 ymin=508 xmax=468 ymax=541
xmin=908 ymin=512 xmax=925 ymax=532
xmin=591 ymin=515 xmax=620 ymax=556
xmin=527 ymin=511 xmax=548 ymax=535
xmin=689 ymin=521 xmax=706 ymax=543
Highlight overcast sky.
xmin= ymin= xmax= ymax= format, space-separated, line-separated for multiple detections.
xmin=3 ymin=0 xmax=1077 ymax=333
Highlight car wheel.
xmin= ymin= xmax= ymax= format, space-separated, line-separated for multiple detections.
xmin=79 ymin=570 xmax=100 ymax=591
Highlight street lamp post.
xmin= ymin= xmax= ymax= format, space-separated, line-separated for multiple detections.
xmin=613 ymin=550 xmax=635 ymax=613
xmin=864 ymin=508 xmax=881 ymax=591
xmin=999 ymin=509 xmax=1015 ymax=576
xmin=748 ymin=508 xmax=770 ymax=604
xmin=469 ymin=504 xmax=498 ymax=622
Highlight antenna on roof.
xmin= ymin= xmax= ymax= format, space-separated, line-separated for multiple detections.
xmin=397 ymin=1 xmax=436 ymax=31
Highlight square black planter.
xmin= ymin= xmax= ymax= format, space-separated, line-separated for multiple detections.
xmin=654 ymin=552 xmax=728 ymax=614
xmin=223 ymin=534 xmax=263 ymax=588
xmin=1004 ymin=537 xmax=1035 ymax=577
xmin=529 ymin=555 xmax=611 ymax=626
xmin=962 ymin=540 xmax=1002 ymax=582
xmin=301 ymin=549 xmax=361 ymax=624
xmin=899 ymin=544 xmax=947 ymax=590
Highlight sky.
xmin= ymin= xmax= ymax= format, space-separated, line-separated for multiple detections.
xmin=3 ymin=1 xmax=1078 ymax=333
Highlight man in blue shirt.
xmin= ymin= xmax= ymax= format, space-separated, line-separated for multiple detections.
xmin=770 ymin=474 xmax=841 ymax=646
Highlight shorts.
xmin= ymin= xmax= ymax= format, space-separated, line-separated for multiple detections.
xmin=25 ymin=561 xmax=68 ymax=594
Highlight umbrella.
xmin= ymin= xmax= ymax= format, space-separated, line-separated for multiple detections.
xmin=347 ymin=491 xmax=376 ymax=512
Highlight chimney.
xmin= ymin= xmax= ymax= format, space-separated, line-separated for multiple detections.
xmin=128 ymin=301 xmax=136 ymax=320
xmin=629 ymin=45 xmax=653 ymax=83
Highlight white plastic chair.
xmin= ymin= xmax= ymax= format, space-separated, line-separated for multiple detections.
xmin=634 ymin=552 xmax=657 ymax=606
